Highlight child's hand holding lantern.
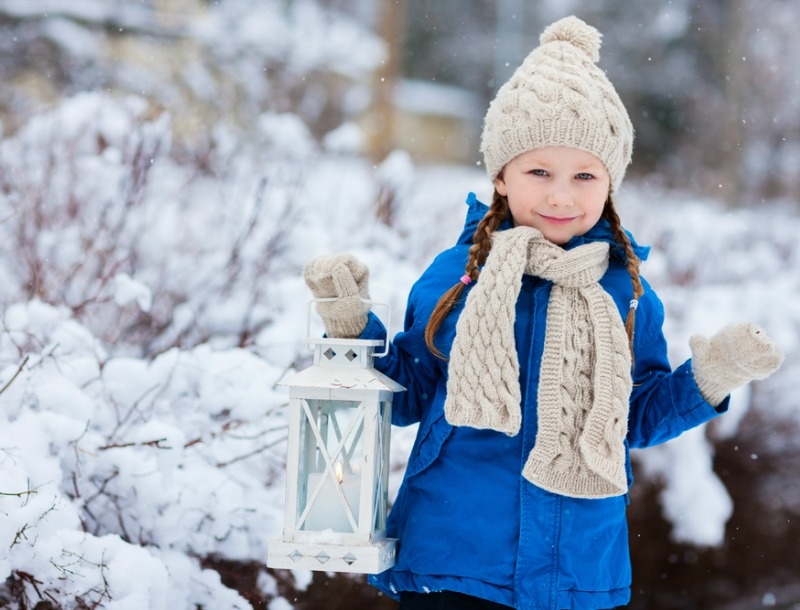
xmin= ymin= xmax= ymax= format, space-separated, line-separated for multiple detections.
xmin=303 ymin=253 xmax=371 ymax=338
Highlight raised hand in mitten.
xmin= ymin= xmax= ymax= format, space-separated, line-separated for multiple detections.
xmin=690 ymin=322 xmax=784 ymax=407
xmin=303 ymin=253 xmax=371 ymax=338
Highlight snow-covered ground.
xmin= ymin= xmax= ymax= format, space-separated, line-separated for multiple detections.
xmin=1 ymin=92 xmax=798 ymax=608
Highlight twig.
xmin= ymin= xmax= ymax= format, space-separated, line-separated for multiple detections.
xmin=0 ymin=489 xmax=37 ymax=497
xmin=215 ymin=436 xmax=286 ymax=468
xmin=1 ymin=478 xmax=36 ymax=502
xmin=108 ymin=382 xmax=161 ymax=437
xmin=0 ymin=354 xmax=30 ymax=396
xmin=14 ymin=571 xmax=43 ymax=599
xmin=11 ymin=523 xmax=30 ymax=547
xmin=98 ymin=437 xmax=170 ymax=451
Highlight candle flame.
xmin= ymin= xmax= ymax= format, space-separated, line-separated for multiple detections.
xmin=335 ymin=462 xmax=343 ymax=483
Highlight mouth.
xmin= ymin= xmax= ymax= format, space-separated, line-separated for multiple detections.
xmin=539 ymin=214 xmax=577 ymax=225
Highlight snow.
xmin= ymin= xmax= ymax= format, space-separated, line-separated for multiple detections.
xmin=635 ymin=426 xmax=734 ymax=546
xmin=113 ymin=273 xmax=153 ymax=313
xmin=269 ymin=597 xmax=295 ymax=610
xmin=1 ymin=27 xmax=799 ymax=610
xmin=190 ymin=0 xmax=385 ymax=78
xmin=393 ymin=79 xmax=482 ymax=120
xmin=0 ymin=0 xmax=154 ymax=30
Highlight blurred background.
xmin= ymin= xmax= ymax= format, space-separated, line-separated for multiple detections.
xmin=0 ymin=1 xmax=798 ymax=609
xmin=2 ymin=0 xmax=799 ymax=206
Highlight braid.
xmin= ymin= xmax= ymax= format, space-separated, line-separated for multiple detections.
xmin=601 ymin=195 xmax=644 ymax=360
xmin=424 ymin=192 xmax=641 ymax=362
xmin=424 ymin=190 xmax=510 ymax=358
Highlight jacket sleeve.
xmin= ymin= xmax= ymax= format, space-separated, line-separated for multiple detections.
xmin=626 ymin=284 xmax=728 ymax=449
xmin=359 ymin=288 xmax=444 ymax=427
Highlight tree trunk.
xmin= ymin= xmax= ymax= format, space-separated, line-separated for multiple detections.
xmin=718 ymin=0 xmax=749 ymax=207
xmin=365 ymin=0 xmax=406 ymax=163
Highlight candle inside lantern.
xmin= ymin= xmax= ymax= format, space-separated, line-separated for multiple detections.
xmin=304 ymin=462 xmax=361 ymax=532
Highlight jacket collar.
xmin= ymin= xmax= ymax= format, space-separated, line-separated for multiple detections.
xmin=457 ymin=192 xmax=650 ymax=263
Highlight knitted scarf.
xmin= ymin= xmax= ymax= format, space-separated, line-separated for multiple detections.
xmin=444 ymin=226 xmax=632 ymax=499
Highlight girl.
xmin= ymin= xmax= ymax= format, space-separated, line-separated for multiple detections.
xmin=302 ymin=16 xmax=783 ymax=610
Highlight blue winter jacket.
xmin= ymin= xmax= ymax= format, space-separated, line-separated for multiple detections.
xmin=364 ymin=193 xmax=727 ymax=610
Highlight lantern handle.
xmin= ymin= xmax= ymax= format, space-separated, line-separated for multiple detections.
xmin=307 ymin=298 xmax=392 ymax=358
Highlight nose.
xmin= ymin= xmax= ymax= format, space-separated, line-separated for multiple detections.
xmin=546 ymin=182 xmax=574 ymax=207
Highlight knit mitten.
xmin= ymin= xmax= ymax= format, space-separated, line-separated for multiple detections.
xmin=303 ymin=253 xmax=370 ymax=338
xmin=690 ymin=322 xmax=784 ymax=406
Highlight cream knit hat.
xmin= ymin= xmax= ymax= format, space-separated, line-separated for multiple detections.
xmin=480 ymin=16 xmax=634 ymax=192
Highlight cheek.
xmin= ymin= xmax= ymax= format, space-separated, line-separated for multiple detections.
xmin=584 ymin=188 xmax=609 ymax=218
xmin=584 ymin=203 xmax=605 ymax=224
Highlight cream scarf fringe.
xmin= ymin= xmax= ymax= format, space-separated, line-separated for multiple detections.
xmin=444 ymin=226 xmax=632 ymax=499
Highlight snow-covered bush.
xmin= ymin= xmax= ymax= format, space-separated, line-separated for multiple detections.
xmin=0 ymin=93 xmax=311 ymax=357
xmin=0 ymin=299 xmax=287 ymax=608
xmin=0 ymin=89 xmax=420 ymax=609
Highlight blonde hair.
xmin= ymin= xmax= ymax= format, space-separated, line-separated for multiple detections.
xmin=424 ymin=191 xmax=644 ymax=360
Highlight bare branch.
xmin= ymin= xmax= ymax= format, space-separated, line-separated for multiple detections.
xmin=0 ymin=354 xmax=30 ymax=396
xmin=215 ymin=436 xmax=287 ymax=468
xmin=0 ymin=489 xmax=36 ymax=498
xmin=98 ymin=438 xmax=170 ymax=451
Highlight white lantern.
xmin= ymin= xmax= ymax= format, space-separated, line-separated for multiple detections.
xmin=268 ymin=307 xmax=404 ymax=574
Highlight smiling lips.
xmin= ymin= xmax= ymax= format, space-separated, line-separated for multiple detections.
xmin=539 ymin=213 xmax=577 ymax=225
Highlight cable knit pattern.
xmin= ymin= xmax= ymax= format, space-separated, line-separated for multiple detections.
xmin=444 ymin=226 xmax=633 ymax=498
xmin=480 ymin=16 xmax=634 ymax=192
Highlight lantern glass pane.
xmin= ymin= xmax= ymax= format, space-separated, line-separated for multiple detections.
xmin=370 ymin=399 xmax=390 ymax=532
xmin=298 ymin=398 xmax=364 ymax=533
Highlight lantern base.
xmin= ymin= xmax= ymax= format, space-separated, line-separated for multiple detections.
xmin=267 ymin=537 xmax=396 ymax=574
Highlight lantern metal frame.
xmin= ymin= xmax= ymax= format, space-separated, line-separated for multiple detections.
xmin=267 ymin=301 xmax=404 ymax=574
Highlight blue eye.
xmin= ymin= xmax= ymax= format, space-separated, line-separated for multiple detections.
xmin=576 ymin=172 xmax=594 ymax=180
xmin=531 ymin=169 xmax=548 ymax=176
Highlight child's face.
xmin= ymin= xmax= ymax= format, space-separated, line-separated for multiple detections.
xmin=494 ymin=146 xmax=610 ymax=245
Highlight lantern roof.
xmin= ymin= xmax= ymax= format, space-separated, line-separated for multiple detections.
xmin=280 ymin=364 xmax=405 ymax=393
xmin=279 ymin=337 xmax=405 ymax=394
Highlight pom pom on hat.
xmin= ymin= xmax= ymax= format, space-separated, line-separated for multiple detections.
xmin=480 ymin=16 xmax=634 ymax=192
xmin=540 ymin=15 xmax=601 ymax=62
